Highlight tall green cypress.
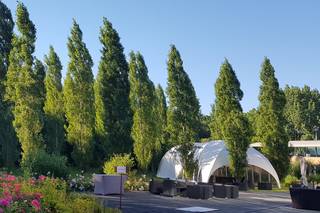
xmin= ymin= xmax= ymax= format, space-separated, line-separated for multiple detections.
xmin=129 ymin=52 xmax=158 ymax=170
xmin=44 ymin=46 xmax=65 ymax=154
xmin=166 ymin=45 xmax=200 ymax=179
xmin=151 ymin=84 xmax=168 ymax=171
xmin=0 ymin=0 xmax=18 ymax=167
xmin=256 ymin=57 xmax=288 ymax=179
xmin=94 ymin=18 xmax=132 ymax=158
xmin=155 ymin=84 xmax=167 ymax=149
xmin=64 ymin=20 xmax=95 ymax=167
xmin=34 ymin=58 xmax=46 ymax=110
xmin=212 ymin=59 xmax=250 ymax=179
xmin=5 ymin=2 xmax=44 ymax=164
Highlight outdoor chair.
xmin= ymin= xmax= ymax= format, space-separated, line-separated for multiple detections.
xmin=149 ymin=178 xmax=164 ymax=194
xmin=161 ymin=179 xmax=177 ymax=197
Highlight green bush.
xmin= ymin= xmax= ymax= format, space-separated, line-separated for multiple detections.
xmin=103 ymin=154 xmax=134 ymax=175
xmin=125 ymin=170 xmax=149 ymax=191
xmin=288 ymin=160 xmax=301 ymax=178
xmin=66 ymin=193 xmax=120 ymax=213
xmin=284 ymin=175 xmax=299 ymax=187
xmin=22 ymin=150 xmax=68 ymax=178
xmin=308 ymin=174 xmax=320 ymax=183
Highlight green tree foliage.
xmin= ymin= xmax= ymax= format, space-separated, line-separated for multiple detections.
xmin=94 ymin=18 xmax=132 ymax=159
xmin=245 ymin=108 xmax=258 ymax=142
xmin=151 ymin=84 xmax=168 ymax=170
xmin=256 ymin=57 xmax=288 ymax=178
xmin=44 ymin=46 xmax=65 ymax=154
xmin=129 ymin=52 xmax=158 ymax=170
xmin=34 ymin=58 xmax=46 ymax=108
xmin=0 ymin=0 xmax=18 ymax=167
xmin=5 ymin=2 xmax=44 ymax=164
xmin=64 ymin=20 xmax=95 ymax=167
xmin=212 ymin=59 xmax=250 ymax=179
xmin=284 ymin=85 xmax=320 ymax=140
xmin=166 ymin=45 xmax=201 ymax=179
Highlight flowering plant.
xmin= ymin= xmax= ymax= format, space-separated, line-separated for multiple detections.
xmin=67 ymin=171 xmax=94 ymax=192
xmin=0 ymin=174 xmax=49 ymax=212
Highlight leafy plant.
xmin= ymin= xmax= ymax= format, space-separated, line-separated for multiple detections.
xmin=103 ymin=154 xmax=134 ymax=175
xmin=22 ymin=149 xmax=68 ymax=178
xmin=125 ymin=171 xmax=149 ymax=191
xmin=67 ymin=171 xmax=94 ymax=192
xmin=284 ymin=175 xmax=299 ymax=187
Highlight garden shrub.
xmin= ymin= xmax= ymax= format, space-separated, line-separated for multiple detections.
xmin=68 ymin=170 xmax=94 ymax=192
xmin=0 ymin=174 xmax=119 ymax=212
xmin=22 ymin=150 xmax=68 ymax=178
xmin=103 ymin=154 xmax=134 ymax=175
xmin=125 ymin=170 xmax=149 ymax=191
xmin=284 ymin=175 xmax=299 ymax=187
xmin=288 ymin=160 xmax=301 ymax=178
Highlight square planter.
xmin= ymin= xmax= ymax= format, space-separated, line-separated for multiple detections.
xmin=94 ymin=174 xmax=127 ymax=195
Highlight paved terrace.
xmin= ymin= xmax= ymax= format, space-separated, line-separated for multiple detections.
xmin=97 ymin=191 xmax=318 ymax=213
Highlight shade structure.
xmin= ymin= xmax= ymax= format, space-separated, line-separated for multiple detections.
xmin=157 ymin=141 xmax=281 ymax=188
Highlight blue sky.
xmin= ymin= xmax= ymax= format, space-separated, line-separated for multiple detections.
xmin=3 ymin=0 xmax=320 ymax=114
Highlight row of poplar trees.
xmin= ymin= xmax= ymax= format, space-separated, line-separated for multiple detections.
xmin=0 ymin=1 xmax=201 ymax=172
xmin=0 ymin=1 xmax=291 ymax=179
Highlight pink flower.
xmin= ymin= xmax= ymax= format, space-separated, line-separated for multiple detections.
xmin=34 ymin=192 xmax=43 ymax=200
xmin=0 ymin=199 xmax=10 ymax=207
xmin=38 ymin=175 xmax=46 ymax=181
xmin=31 ymin=199 xmax=41 ymax=211
xmin=0 ymin=207 xmax=3 ymax=213
xmin=5 ymin=175 xmax=16 ymax=182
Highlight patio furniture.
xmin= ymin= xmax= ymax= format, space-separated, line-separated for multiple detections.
xmin=176 ymin=181 xmax=187 ymax=196
xmin=94 ymin=174 xmax=127 ymax=195
xmin=228 ymin=185 xmax=239 ymax=198
xmin=214 ymin=184 xmax=229 ymax=198
xmin=149 ymin=178 xmax=164 ymax=194
xmin=258 ymin=182 xmax=272 ymax=190
xmin=290 ymin=187 xmax=320 ymax=210
xmin=238 ymin=181 xmax=248 ymax=191
xmin=215 ymin=176 xmax=236 ymax=185
xmin=162 ymin=179 xmax=177 ymax=197
xmin=187 ymin=184 xmax=213 ymax=199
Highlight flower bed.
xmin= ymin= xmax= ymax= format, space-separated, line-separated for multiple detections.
xmin=0 ymin=174 xmax=118 ymax=212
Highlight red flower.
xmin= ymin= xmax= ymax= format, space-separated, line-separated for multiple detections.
xmin=38 ymin=175 xmax=46 ymax=182
xmin=34 ymin=192 xmax=43 ymax=200
xmin=14 ymin=183 xmax=21 ymax=193
xmin=5 ymin=175 xmax=16 ymax=182
xmin=31 ymin=199 xmax=41 ymax=211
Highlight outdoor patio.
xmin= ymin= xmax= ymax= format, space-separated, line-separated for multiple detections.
xmin=98 ymin=191 xmax=319 ymax=213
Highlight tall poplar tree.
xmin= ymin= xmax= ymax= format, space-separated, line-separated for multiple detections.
xmin=34 ymin=58 xmax=46 ymax=109
xmin=129 ymin=52 xmax=158 ymax=170
xmin=64 ymin=20 xmax=95 ymax=167
xmin=155 ymin=84 xmax=167 ymax=149
xmin=5 ymin=2 xmax=44 ymax=164
xmin=94 ymin=18 xmax=132 ymax=159
xmin=256 ymin=57 xmax=288 ymax=178
xmin=0 ymin=0 xmax=18 ymax=167
xmin=166 ymin=45 xmax=200 ymax=178
xmin=151 ymin=84 xmax=168 ymax=171
xmin=212 ymin=59 xmax=250 ymax=179
xmin=44 ymin=46 xmax=64 ymax=154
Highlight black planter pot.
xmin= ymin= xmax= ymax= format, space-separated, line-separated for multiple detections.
xmin=290 ymin=187 xmax=320 ymax=211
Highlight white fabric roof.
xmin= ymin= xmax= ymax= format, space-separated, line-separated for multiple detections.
xmin=157 ymin=141 xmax=281 ymax=188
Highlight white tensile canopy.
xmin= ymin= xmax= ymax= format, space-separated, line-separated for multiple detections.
xmin=157 ymin=141 xmax=281 ymax=188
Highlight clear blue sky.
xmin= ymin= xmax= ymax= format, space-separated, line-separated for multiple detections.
xmin=3 ymin=0 xmax=320 ymax=115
